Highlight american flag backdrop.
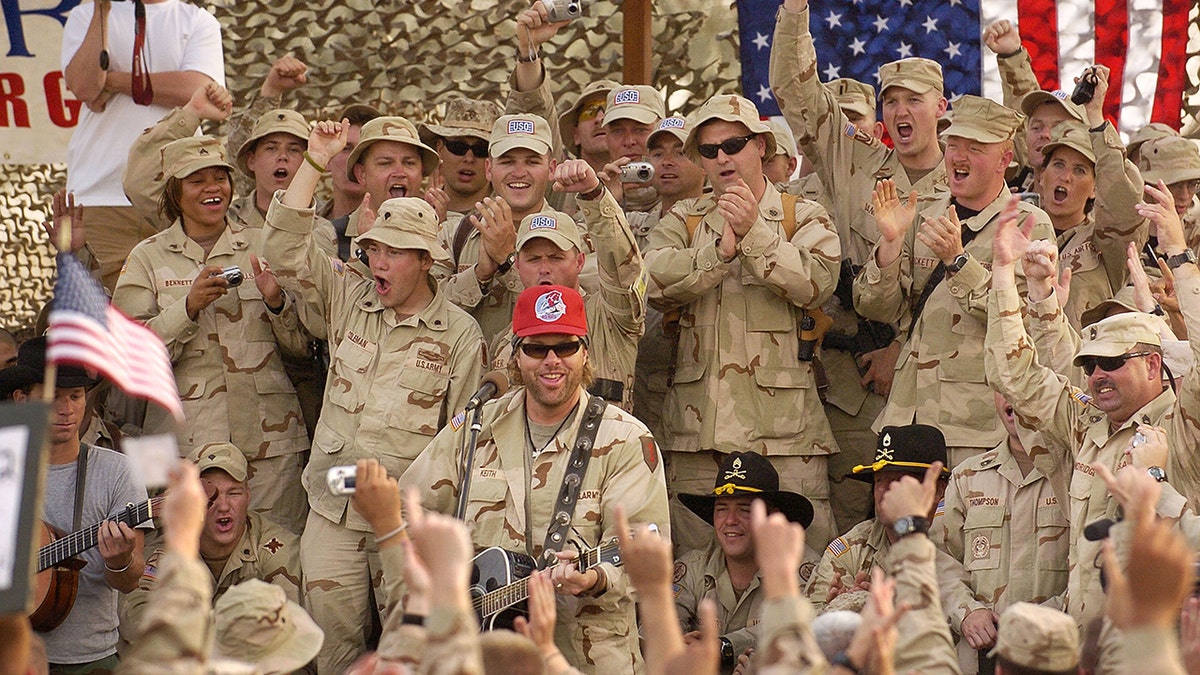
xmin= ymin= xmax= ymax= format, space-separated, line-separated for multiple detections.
xmin=738 ymin=0 xmax=1194 ymax=137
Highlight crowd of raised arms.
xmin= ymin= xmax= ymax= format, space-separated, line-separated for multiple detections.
xmin=3 ymin=0 xmax=1200 ymax=673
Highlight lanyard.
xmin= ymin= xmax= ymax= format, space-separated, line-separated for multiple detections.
xmin=131 ymin=0 xmax=153 ymax=105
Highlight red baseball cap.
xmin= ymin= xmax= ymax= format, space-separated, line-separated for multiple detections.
xmin=512 ymin=285 xmax=588 ymax=338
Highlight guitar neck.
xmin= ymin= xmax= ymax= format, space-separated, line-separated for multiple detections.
xmin=37 ymin=495 xmax=162 ymax=572
xmin=473 ymin=542 xmax=619 ymax=619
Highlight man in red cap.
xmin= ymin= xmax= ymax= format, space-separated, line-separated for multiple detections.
xmin=402 ymin=285 xmax=670 ymax=674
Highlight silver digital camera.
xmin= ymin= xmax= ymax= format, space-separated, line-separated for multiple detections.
xmin=546 ymin=0 xmax=587 ymax=22
xmin=326 ymin=465 xmax=357 ymax=495
xmin=216 ymin=265 xmax=244 ymax=287
xmin=620 ymin=161 xmax=655 ymax=183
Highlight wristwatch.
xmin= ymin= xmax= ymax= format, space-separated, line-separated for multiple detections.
xmin=945 ymin=252 xmax=970 ymax=274
xmin=1165 ymin=249 xmax=1197 ymax=270
xmin=719 ymin=637 xmax=735 ymax=666
xmin=495 ymin=251 xmax=516 ymax=275
xmin=891 ymin=515 xmax=930 ymax=539
xmin=1148 ymin=466 xmax=1168 ymax=483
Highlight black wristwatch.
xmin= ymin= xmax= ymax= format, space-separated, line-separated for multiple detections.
xmin=831 ymin=651 xmax=864 ymax=674
xmin=945 ymin=252 xmax=970 ymax=274
xmin=495 ymin=251 xmax=516 ymax=275
xmin=719 ymin=636 xmax=735 ymax=666
xmin=1148 ymin=466 xmax=1168 ymax=483
xmin=1165 ymin=249 xmax=1197 ymax=270
xmin=892 ymin=515 xmax=930 ymax=539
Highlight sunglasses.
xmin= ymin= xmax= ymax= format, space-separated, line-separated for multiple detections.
xmin=696 ymin=134 xmax=757 ymax=160
xmin=577 ymin=102 xmax=605 ymax=123
xmin=518 ymin=340 xmax=584 ymax=359
xmin=443 ymin=139 xmax=489 ymax=157
xmin=1079 ymin=351 xmax=1153 ymax=376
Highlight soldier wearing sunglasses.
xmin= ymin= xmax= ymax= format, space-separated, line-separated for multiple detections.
xmin=420 ymin=98 xmax=503 ymax=223
xmin=985 ymin=184 xmax=1200 ymax=644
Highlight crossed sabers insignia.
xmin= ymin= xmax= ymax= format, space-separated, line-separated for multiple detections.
xmin=723 ymin=456 xmax=747 ymax=481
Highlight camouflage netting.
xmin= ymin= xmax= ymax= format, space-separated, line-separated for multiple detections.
xmin=2 ymin=0 xmax=1199 ymax=337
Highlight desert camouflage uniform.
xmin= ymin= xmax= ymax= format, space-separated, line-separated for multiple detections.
xmin=983 ymin=276 xmax=1200 ymax=634
xmin=805 ymin=518 xmax=885 ymax=614
xmin=486 ymin=189 xmax=646 ymax=412
xmin=400 ymin=389 xmax=670 ymax=674
xmin=937 ymin=441 xmax=1070 ymax=673
xmin=888 ymin=535 xmax=960 ymax=675
xmin=645 ymin=183 xmax=841 ymax=549
xmin=995 ymin=48 xmax=1043 ymax=189
xmin=854 ymin=192 xmax=1054 ymax=467
xmin=120 ymin=511 xmax=301 ymax=644
xmin=263 ymin=194 xmax=487 ymax=673
xmin=629 ymin=210 xmax=674 ymax=442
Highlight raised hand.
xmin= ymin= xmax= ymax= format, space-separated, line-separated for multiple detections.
xmin=349 ymin=459 xmax=404 ymax=540
xmin=552 ymin=159 xmax=602 ymax=194
xmin=1136 ymin=181 xmax=1186 ymax=253
xmin=186 ymin=265 xmax=230 ymax=320
xmin=250 ymin=254 xmax=283 ymax=311
xmin=307 ymin=119 xmax=350 ymax=167
xmin=717 ymin=180 xmax=760 ymax=238
xmin=872 ymin=179 xmax=917 ymax=244
xmin=751 ymin=498 xmax=806 ymax=601
xmin=163 ymin=461 xmax=205 ymax=559
xmin=1021 ymin=238 xmax=1061 ymax=304
xmin=184 ymin=82 xmax=233 ymax=122
xmin=1076 ymin=64 xmax=1110 ymax=127
xmin=45 ymin=189 xmax=86 ymax=253
xmin=878 ymin=462 xmax=943 ymax=526
xmin=261 ymin=55 xmax=308 ymax=98
xmin=356 ymin=193 xmax=377 ymax=236
xmin=982 ymin=20 xmax=1022 ymax=55
xmin=472 ymin=196 xmax=516 ymax=279
xmin=991 ymin=197 xmax=1036 ymax=268
xmin=917 ymin=207 xmax=965 ymax=266
xmin=423 ymin=171 xmax=449 ymax=224
xmin=517 ymin=1 xmax=568 ymax=57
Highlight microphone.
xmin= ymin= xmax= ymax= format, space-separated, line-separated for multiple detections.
xmin=465 ymin=370 xmax=510 ymax=411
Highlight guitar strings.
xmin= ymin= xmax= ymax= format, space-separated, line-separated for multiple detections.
xmin=39 ymin=496 xmax=163 ymax=570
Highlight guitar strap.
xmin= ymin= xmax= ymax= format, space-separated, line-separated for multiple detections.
xmin=73 ymin=444 xmax=88 ymax=532
xmin=538 ymin=395 xmax=607 ymax=568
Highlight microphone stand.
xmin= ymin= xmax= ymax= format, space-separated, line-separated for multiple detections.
xmin=454 ymin=403 xmax=488 ymax=521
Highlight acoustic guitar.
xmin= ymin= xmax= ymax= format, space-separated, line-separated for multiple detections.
xmin=29 ymin=496 xmax=162 ymax=632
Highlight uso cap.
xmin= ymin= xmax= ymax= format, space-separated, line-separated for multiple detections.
xmin=190 ymin=442 xmax=248 ymax=482
xmin=684 ymin=94 xmax=775 ymax=161
xmin=987 ymin=603 xmax=1078 ymax=670
xmin=1039 ymin=121 xmax=1097 ymax=165
xmin=516 ymin=209 xmax=583 ymax=252
xmin=419 ymin=98 xmax=503 ymax=146
xmin=678 ymin=452 xmax=814 ymax=528
xmin=1073 ymin=312 xmax=1161 ymax=365
xmin=647 ymin=115 xmax=689 ymax=147
xmin=603 ymin=85 xmax=665 ymax=127
xmin=1127 ymin=122 xmax=1178 ymax=159
xmin=490 ymin=114 xmax=553 ymax=158
xmin=512 ymin=285 xmax=587 ymax=338
xmin=558 ymin=79 xmax=620 ymax=152
xmin=345 ymin=116 xmax=440 ymax=181
xmin=1019 ymin=89 xmax=1088 ymax=126
xmin=161 ymin=136 xmax=235 ymax=180
xmin=827 ymin=77 xmax=877 ymax=121
xmin=235 ymin=109 xmax=311 ymax=177
xmin=1138 ymin=136 xmax=1200 ymax=187
xmin=354 ymin=197 xmax=448 ymax=263
xmin=849 ymin=424 xmax=950 ymax=483
xmin=214 ymin=580 xmax=324 ymax=674
xmin=942 ymin=95 xmax=1024 ymax=143
xmin=878 ymin=57 xmax=943 ymax=96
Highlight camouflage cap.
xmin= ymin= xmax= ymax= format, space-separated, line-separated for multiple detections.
xmin=235 ymin=109 xmax=311 ymax=177
xmin=766 ymin=119 xmax=797 ymax=158
xmin=345 ymin=116 xmax=440 ymax=181
xmin=1018 ymin=89 xmax=1088 ymax=126
xmin=684 ymin=94 xmax=775 ymax=161
xmin=490 ymin=114 xmax=553 ymax=158
xmin=849 ymin=423 xmax=950 ymax=483
xmin=1138 ymin=136 xmax=1200 ymax=186
xmin=189 ymin=442 xmax=248 ymax=483
xmin=1127 ymin=122 xmax=1179 ymax=158
xmin=512 ymin=285 xmax=588 ymax=338
xmin=161 ymin=136 xmax=235 ymax=181
xmin=516 ymin=209 xmax=582 ymax=252
xmin=354 ymin=197 xmax=447 ymax=263
xmin=878 ymin=57 xmax=943 ymax=96
xmin=647 ymin=115 xmax=689 ymax=148
xmin=558 ymin=79 xmax=620 ymax=152
xmin=419 ymin=98 xmax=504 ymax=147
xmin=1073 ymin=312 xmax=1161 ymax=365
xmin=214 ymin=580 xmax=324 ymax=674
xmin=1039 ymin=120 xmax=1096 ymax=165
xmin=603 ymin=85 xmax=665 ymax=127
xmin=942 ymin=95 xmax=1024 ymax=144
xmin=1079 ymin=285 xmax=1139 ymax=328
xmin=987 ymin=602 xmax=1078 ymax=671
xmin=827 ymin=77 xmax=877 ymax=121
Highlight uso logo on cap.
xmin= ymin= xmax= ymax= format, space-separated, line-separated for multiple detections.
xmin=534 ymin=289 xmax=568 ymax=322
xmin=613 ymin=89 xmax=640 ymax=105
xmin=658 ymin=117 xmax=685 ymax=130
xmin=508 ymin=119 xmax=536 ymax=135
xmin=529 ymin=215 xmax=557 ymax=230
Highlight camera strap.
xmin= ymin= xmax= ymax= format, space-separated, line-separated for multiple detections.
xmin=131 ymin=0 xmax=154 ymax=106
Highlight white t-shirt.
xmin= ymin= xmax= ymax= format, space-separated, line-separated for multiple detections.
xmin=61 ymin=0 xmax=225 ymax=206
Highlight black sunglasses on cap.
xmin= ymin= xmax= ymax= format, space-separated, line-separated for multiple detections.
xmin=518 ymin=340 xmax=584 ymax=359
xmin=443 ymin=139 xmax=489 ymax=157
xmin=696 ymin=133 xmax=757 ymax=160
xmin=1079 ymin=351 xmax=1153 ymax=376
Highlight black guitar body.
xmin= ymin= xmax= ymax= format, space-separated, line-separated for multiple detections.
xmin=471 ymin=546 xmax=538 ymax=630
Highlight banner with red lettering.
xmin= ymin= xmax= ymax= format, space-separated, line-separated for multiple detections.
xmin=0 ymin=0 xmax=83 ymax=164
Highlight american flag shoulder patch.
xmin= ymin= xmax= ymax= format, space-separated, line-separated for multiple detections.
xmin=1071 ymin=389 xmax=1093 ymax=407
xmin=450 ymin=410 xmax=467 ymax=431
xmin=935 ymin=498 xmax=945 ymax=517
xmin=826 ymin=537 xmax=849 ymax=557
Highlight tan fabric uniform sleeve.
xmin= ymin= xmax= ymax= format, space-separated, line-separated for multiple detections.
xmin=223 ymin=91 xmax=280 ymax=164
xmin=262 ymin=192 xmax=344 ymax=335
xmin=996 ymin=48 xmax=1042 ymax=170
xmin=1163 ymin=266 xmax=1200 ymax=495
xmin=504 ymin=64 xmax=562 ymax=160
xmin=122 ymin=107 xmax=205 ymax=225
xmin=937 ymin=476 xmax=989 ymax=632
xmin=1090 ymin=124 xmax=1148 ymax=294
xmin=578 ymin=188 xmax=646 ymax=334
xmin=888 ymin=535 xmax=960 ymax=675
xmin=644 ymin=201 xmax=733 ymax=311
xmin=755 ymin=595 xmax=827 ymax=674
xmin=116 ymin=554 xmax=213 ymax=675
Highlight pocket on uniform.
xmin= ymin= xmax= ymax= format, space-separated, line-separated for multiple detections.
xmin=466 ymin=478 xmax=509 ymax=544
xmin=328 ymin=340 xmax=376 ymax=413
xmin=387 ymin=368 xmax=451 ymax=441
xmin=963 ymin=505 xmax=1004 ymax=571
xmin=312 ymin=423 xmax=348 ymax=455
xmin=1035 ymin=506 xmax=1070 ymax=571
xmin=177 ymin=377 xmax=206 ymax=401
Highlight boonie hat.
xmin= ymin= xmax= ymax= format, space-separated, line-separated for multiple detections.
xmin=827 ymin=78 xmax=877 ymax=121
xmin=647 ymin=115 xmax=689 ymax=147
xmin=0 ymin=335 xmax=99 ymax=399
xmin=684 ymin=94 xmax=775 ymax=161
xmin=1127 ymin=122 xmax=1178 ymax=159
xmin=942 ymin=95 xmax=1024 ymax=144
xmin=235 ymin=109 xmax=311 ymax=177
xmin=490 ymin=114 xmax=554 ymax=158
xmin=419 ymin=98 xmax=503 ymax=147
xmin=878 ymin=58 xmax=943 ymax=96
xmin=1018 ymin=90 xmax=1088 ymax=126
xmin=1138 ymin=136 xmax=1200 ymax=187
xmin=214 ymin=580 xmax=324 ymax=674
xmin=354 ymin=197 xmax=447 ymax=263
xmin=1073 ymin=312 xmax=1161 ymax=365
xmin=516 ymin=209 xmax=582 ymax=252
xmin=766 ymin=119 xmax=797 ymax=159
xmin=190 ymin=442 xmax=248 ymax=483
xmin=161 ymin=136 xmax=235 ymax=181
xmin=345 ymin=116 xmax=440 ymax=181
xmin=679 ymin=452 xmax=815 ymax=528
xmin=987 ymin=602 xmax=1078 ymax=670
xmin=558 ymin=79 xmax=620 ymax=152
xmin=512 ymin=285 xmax=587 ymax=338
xmin=1039 ymin=120 xmax=1096 ymax=165
xmin=603 ymin=85 xmax=665 ymax=127
xmin=849 ymin=424 xmax=950 ymax=483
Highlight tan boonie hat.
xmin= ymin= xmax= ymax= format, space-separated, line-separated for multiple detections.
xmin=419 ymin=98 xmax=504 ymax=147
xmin=1127 ymin=122 xmax=1178 ymax=158
xmin=878 ymin=57 xmax=943 ymax=96
xmin=354 ymin=197 xmax=447 ymax=264
xmin=214 ymin=580 xmax=324 ymax=674
xmin=1019 ymin=89 xmax=1088 ymax=126
xmin=235 ymin=109 xmax=310 ymax=177
xmin=345 ymin=116 xmax=440 ymax=181
xmin=603 ymin=85 xmax=665 ymax=127
xmin=987 ymin=603 xmax=1078 ymax=671
xmin=1138 ymin=135 xmax=1200 ymax=186
xmin=1039 ymin=120 xmax=1096 ymax=165
xmin=827 ymin=77 xmax=876 ymax=121
xmin=189 ymin=442 xmax=248 ymax=483
xmin=516 ymin=208 xmax=582 ymax=252
xmin=648 ymin=115 xmax=689 ymax=147
xmin=942 ymin=95 xmax=1024 ymax=144
xmin=684 ymin=94 xmax=775 ymax=160
xmin=1073 ymin=311 xmax=1161 ymax=365
xmin=161 ymin=136 xmax=235 ymax=180
xmin=558 ymin=79 xmax=620 ymax=152
xmin=766 ymin=119 xmax=797 ymax=158
xmin=1080 ymin=285 xmax=1139 ymax=328
xmin=490 ymin=114 xmax=553 ymax=158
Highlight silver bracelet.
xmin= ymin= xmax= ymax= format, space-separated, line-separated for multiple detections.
xmin=374 ymin=523 xmax=407 ymax=545
xmin=105 ymin=559 xmax=132 ymax=574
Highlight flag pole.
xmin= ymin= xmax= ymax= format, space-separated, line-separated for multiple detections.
xmin=41 ymin=214 xmax=72 ymax=404
xmin=622 ymin=0 xmax=652 ymax=85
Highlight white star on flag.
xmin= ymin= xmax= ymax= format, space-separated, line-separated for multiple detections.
xmin=824 ymin=64 xmax=841 ymax=80
xmin=756 ymin=84 xmax=773 ymax=102
xmin=849 ymin=37 xmax=867 ymax=56
xmin=873 ymin=15 xmax=889 ymax=32
xmin=825 ymin=11 xmax=842 ymax=28
xmin=944 ymin=41 xmax=962 ymax=59
xmin=897 ymin=42 xmax=913 ymax=58
xmin=752 ymin=32 xmax=770 ymax=50
xmin=922 ymin=16 xmax=938 ymax=34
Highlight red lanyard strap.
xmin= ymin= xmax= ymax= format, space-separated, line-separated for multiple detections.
xmin=131 ymin=0 xmax=153 ymax=105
